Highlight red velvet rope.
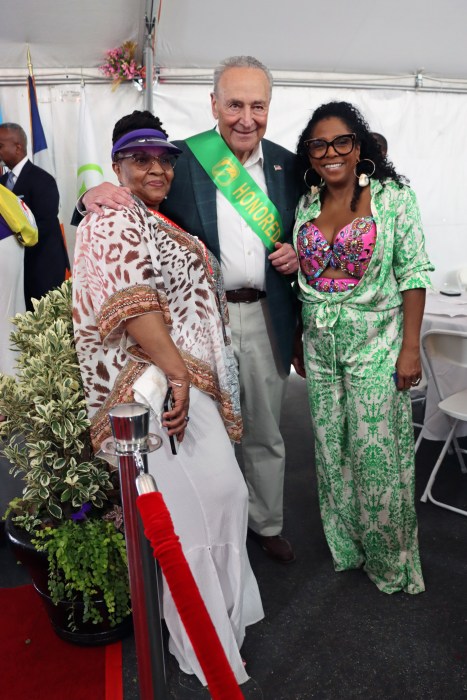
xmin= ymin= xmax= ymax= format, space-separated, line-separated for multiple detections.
xmin=137 ymin=492 xmax=244 ymax=700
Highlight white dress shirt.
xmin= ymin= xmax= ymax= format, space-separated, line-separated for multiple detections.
xmin=216 ymin=140 xmax=268 ymax=292
xmin=10 ymin=155 xmax=28 ymax=181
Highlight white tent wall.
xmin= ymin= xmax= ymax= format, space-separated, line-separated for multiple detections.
xmin=1 ymin=77 xmax=466 ymax=287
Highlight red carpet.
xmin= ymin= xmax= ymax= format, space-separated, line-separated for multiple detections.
xmin=0 ymin=585 xmax=123 ymax=700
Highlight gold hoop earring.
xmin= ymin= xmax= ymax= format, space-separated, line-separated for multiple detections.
xmin=303 ymin=168 xmax=314 ymax=190
xmin=354 ymin=159 xmax=376 ymax=187
xmin=304 ymin=169 xmax=324 ymax=192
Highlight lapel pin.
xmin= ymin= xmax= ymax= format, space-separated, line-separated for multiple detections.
xmin=273 ymin=164 xmax=282 ymax=171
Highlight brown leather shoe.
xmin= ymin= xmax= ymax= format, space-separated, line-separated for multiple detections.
xmin=248 ymin=529 xmax=295 ymax=563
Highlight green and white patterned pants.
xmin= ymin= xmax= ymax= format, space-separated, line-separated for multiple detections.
xmin=302 ymin=301 xmax=425 ymax=594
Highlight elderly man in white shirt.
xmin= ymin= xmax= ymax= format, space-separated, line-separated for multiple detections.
xmin=76 ymin=56 xmax=301 ymax=563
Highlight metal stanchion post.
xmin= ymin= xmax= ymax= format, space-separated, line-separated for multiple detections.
xmin=104 ymin=403 xmax=167 ymax=700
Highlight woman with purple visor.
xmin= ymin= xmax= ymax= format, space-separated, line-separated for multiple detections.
xmin=72 ymin=110 xmax=264 ymax=689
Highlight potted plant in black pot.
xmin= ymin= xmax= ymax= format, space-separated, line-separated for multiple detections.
xmin=0 ymin=280 xmax=131 ymax=645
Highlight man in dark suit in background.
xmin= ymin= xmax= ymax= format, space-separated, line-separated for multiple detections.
xmin=78 ymin=56 xmax=300 ymax=562
xmin=0 ymin=123 xmax=69 ymax=310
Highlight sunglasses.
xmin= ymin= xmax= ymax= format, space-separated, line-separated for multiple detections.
xmin=115 ymin=152 xmax=177 ymax=171
xmin=304 ymin=133 xmax=356 ymax=159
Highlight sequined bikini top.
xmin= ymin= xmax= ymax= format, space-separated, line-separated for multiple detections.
xmin=296 ymin=216 xmax=377 ymax=282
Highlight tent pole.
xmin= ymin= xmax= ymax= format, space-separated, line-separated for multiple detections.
xmin=144 ymin=44 xmax=154 ymax=113
xmin=143 ymin=0 xmax=157 ymax=113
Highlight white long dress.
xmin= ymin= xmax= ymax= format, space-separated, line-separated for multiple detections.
xmin=0 ymin=234 xmax=25 ymax=376
xmin=0 ymin=232 xmax=26 ymax=518
xmin=147 ymin=387 xmax=263 ymax=685
xmin=73 ymin=202 xmax=264 ymax=686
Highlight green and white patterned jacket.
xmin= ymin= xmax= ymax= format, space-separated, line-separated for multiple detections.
xmin=293 ymin=179 xmax=434 ymax=329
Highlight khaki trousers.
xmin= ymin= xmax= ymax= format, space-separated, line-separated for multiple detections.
xmin=228 ymin=298 xmax=288 ymax=536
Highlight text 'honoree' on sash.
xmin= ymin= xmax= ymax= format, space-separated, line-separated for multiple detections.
xmin=186 ymin=130 xmax=284 ymax=251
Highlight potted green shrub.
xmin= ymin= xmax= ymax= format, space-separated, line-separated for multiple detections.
xmin=0 ymin=280 xmax=131 ymax=644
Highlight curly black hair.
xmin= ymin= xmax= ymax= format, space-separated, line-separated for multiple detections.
xmin=112 ymin=110 xmax=168 ymax=145
xmin=296 ymin=101 xmax=407 ymax=210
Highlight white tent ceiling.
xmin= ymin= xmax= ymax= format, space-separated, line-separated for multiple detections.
xmin=1 ymin=0 xmax=146 ymax=72
xmin=1 ymin=0 xmax=467 ymax=287
xmin=1 ymin=0 xmax=467 ymax=85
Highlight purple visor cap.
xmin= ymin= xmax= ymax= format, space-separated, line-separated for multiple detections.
xmin=112 ymin=128 xmax=182 ymax=159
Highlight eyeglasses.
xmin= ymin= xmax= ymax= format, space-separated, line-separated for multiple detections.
xmin=304 ymin=133 xmax=356 ymax=159
xmin=115 ymin=152 xmax=177 ymax=171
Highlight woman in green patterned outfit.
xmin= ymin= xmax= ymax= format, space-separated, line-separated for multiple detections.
xmin=292 ymin=102 xmax=433 ymax=594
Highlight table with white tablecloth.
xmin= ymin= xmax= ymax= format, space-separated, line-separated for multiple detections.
xmin=420 ymin=291 xmax=467 ymax=441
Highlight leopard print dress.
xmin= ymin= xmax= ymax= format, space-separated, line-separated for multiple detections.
xmin=73 ymin=200 xmax=242 ymax=451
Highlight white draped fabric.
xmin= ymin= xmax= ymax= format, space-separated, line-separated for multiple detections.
xmin=421 ymin=292 xmax=467 ymax=441
xmin=0 ymin=235 xmax=25 ymax=377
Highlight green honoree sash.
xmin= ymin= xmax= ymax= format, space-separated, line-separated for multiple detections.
xmin=185 ymin=130 xmax=283 ymax=252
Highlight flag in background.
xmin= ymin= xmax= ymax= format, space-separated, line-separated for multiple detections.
xmin=27 ymin=73 xmax=54 ymax=176
xmin=27 ymin=49 xmax=70 ymax=278
xmin=77 ymin=85 xmax=104 ymax=198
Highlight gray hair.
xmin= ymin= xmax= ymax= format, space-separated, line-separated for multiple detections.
xmin=0 ymin=122 xmax=28 ymax=149
xmin=213 ymin=56 xmax=273 ymax=98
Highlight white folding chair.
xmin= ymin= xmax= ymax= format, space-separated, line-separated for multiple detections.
xmin=411 ymin=338 xmax=430 ymax=454
xmin=411 ymin=373 xmax=428 ymax=454
xmin=420 ymin=329 xmax=467 ymax=515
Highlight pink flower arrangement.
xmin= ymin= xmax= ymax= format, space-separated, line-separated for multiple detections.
xmin=99 ymin=41 xmax=144 ymax=89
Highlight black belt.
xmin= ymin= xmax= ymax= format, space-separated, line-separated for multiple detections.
xmin=225 ymin=288 xmax=266 ymax=304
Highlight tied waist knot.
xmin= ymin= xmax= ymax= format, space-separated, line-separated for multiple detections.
xmin=315 ymin=300 xmax=343 ymax=396
xmin=315 ymin=300 xmax=342 ymax=330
